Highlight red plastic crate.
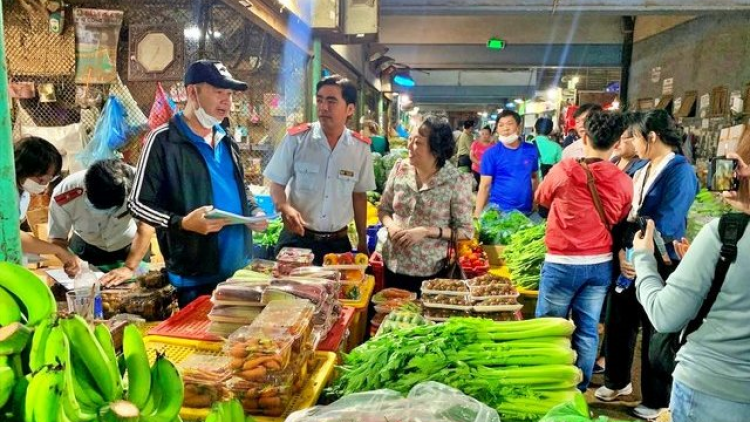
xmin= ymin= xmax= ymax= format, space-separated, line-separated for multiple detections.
xmin=148 ymin=295 xmax=222 ymax=342
xmin=317 ymin=306 xmax=355 ymax=352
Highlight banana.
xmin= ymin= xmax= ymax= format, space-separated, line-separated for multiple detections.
xmin=229 ymin=399 xmax=245 ymax=422
xmin=205 ymin=404 xmax=219 ymax=422
xmin=44 ymin=325 xmax=68 ymax=368
xmin=6 ymin=371 xmax=29 ymax=421
xmin=99 ymin=401 xmax=140 ymax=422
xmin=138 ymin=359 xmax=163 ymax=417
xmin=60 ymin=335 xmax=96 ymax=422
xmin=35 ymin=368 xmax=64 ymax=422
xmin=141 ymin=355 xmax=183 ymax=422
xmin=216 ymin=401 xmax=229 ymax=422
xmin=59 ymin=315 xmax=118 ymax=402
xmin=0 ymin=262 xmax=56 ymax=327
xmin=25 ymin=372 xmax=42 ymax=422
xmin=0 ymin=322 xmax=32 ymax=355
xmin=30 ymin=317 xmax=54 ymax=372
xmin=0 ymin=286 xmax=23 ymax=326
xmin=93 ymin=324 xmax=123 ymax=400
xmin=68 ymin=352 xmax=105 ymax=410
xmin=122 ymin=324 xmax=150 ymax=409
xmin=0 ymin=364 xmax=16 ymax=408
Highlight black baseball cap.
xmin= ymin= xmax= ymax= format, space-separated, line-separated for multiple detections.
xmin=184 ymin=60 xmax=248 ymax=91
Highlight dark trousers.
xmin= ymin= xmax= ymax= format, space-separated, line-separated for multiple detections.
xmin=457 ymin=155 xmax=472 ymax=168
xmin=69 ymin=234 xmax=132 ymax=267
xmin=275 ymin=229 xmax=352 ymax=266
xmin=384 ymin=265 xmax=441 ymax=296
xmin=604 ymin=258 xmax=677 ymax=408
xmin=175 ymin=283 xmax=216 ymax=308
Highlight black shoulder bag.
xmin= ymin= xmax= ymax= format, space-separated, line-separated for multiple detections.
xmin=440 ymin=226 xmax=465 ymax=280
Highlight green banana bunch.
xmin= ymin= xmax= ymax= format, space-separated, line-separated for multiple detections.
xmin=139 ymin=354 xmax=183 ymax=422
xmin=0 ymin=262 xmax=56 ymax=327
xmin=0 ymin=357 xmax=16 ymax=409
xmin=59 ymin=329 xmax=97 ymax=422
xmin=0 ymin=323 xmax=32 ymax=356
xmin=25 ymin=366 xmax=64 ymax=422
xmin=59 ymin=315 xmax=119 ymax=403
xmin=122 ymin=325 xmax=150 ymax=409
xmin=205 ymin=399 xmax=246 ymax=422
xmin=93 ymin=324 xmax=124 ymax=401
xmin=30 ymin=317 xmax=54 ymax=372
xmin=98 ymin=400 xmax=140 ymax=422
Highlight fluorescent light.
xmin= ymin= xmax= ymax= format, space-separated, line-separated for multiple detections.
xmin=356 ymin=33 xmax=365 ymax=38
xmin=184 ymin=26 xmax=201 ymax=41
xmin=393 ymin=74 xmax=415 ymax=87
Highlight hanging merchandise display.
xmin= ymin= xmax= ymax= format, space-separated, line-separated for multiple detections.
xmin=73 ymin=9 xmax=124 ymax=84
xmin=77 ymin=95 xmax=130 ymax=167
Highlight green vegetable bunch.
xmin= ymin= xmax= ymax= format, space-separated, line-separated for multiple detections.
xmin=252 ymin=218 xmax=283 ymax=247
xmin=687 ymin=189 xmax=732 ymax=240
xmin=478 ymin=208 xmax=534 ymax=245
xmin=504 ymin=223 xmax=547 ymax=290
xmin=331 ymin=317 xmax=583 ymax=421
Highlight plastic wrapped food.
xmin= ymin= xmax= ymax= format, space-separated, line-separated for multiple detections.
xmin=376 ymin=311 xmax=434 ymax=336
xmin=208 ymin=305 xmax=264 ymax=324
xmin=275 ymin=247 xmax=315 ymax=275
xmin=248 ymin=259 xmax=277 ymax=275
xmin=323 ymin=264 xmax=366 ymax=284
xmin=421 ymin=279 xmax=469 ymax=294
xmin=135 ymin=270 xmax=169 ymax=289
xmin=286 ymin=381 xmax=501 ymax=422
xmin=227 ymin=269 xmax=272 ymax=284
xmin=226 ymin=327 xmax=295 ymax=380
xmin=468 ymin=283 xmax=518 ymax=299
xmin=252 ymin=300 xmax=316 ymax=354
xmin=473 ymin=311 xmax=519 ymax=322
xmin=229 ymin=372 xmax=294 ymax=417
xmin=422 ymin=307 xmax=471 ymax=321
xmin=466 ymin=274 xmax=512 ymax=286
xmin=207 ymin=320 xmax=245 ymax=337
xmin=422 ymin=293 xmax=472 ymax=307
xmin=178 ymin=354 xmax=232 ymax=409
xmin=101 ymin=284 xmax=176 ymax=321
xmin=371 ymin=288 xmax=417 ymax=305
xmin=262 ymin=280 xmax=329 ymax=309
xmin=289 ymin=267 xmax=341 ymax=282
xmin=212 ymin=282 xmax=266 ymax=305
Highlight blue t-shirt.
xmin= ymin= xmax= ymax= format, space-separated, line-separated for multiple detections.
xmin=480 ymin=142 xmax=539 ymax=213
xmin=168 ymin=114 xmax=249 ymax=288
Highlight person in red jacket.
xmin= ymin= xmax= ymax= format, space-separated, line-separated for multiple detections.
xmin=535 ymin=111 xmax=634 ymax=391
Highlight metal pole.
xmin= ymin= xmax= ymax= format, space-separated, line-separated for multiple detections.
xmin=0 ymin=2 xmax=23 ymax=263
xmin=309 ymin=37 xmax=321 ymax=121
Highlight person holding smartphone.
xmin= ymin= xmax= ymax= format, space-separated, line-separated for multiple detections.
xmin=596 ymin=110 xmax=699 ymax=420
xmin=630 ymin=130 xmax=750 ymax=422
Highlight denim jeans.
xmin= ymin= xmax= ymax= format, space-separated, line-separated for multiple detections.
xmin=536 ymin=260 xmax=612 ymax=390
xmin=671 ymin=380 xmax=750 ymax=422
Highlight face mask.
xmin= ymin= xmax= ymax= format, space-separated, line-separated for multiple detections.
xmin=498 ymin=134 xmax=519 ymax=145
xmin=194 ymin=97 xmax=221 ymax=129
xmin=22 ymin=178 xmax=48 ymax=195
xmin=85 ymin=197 xmax=118 ymax=215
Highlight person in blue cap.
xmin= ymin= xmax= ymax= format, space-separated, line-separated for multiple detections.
xmin=129 ymin=60 xmax=268 ymax=306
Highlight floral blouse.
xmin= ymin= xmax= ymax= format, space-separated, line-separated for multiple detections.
xmin=378 ymin=160 xmax=474 ymax=276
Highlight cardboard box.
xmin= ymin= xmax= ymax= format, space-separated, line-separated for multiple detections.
xmin=482 ymin=245 xmax=505 ymax=266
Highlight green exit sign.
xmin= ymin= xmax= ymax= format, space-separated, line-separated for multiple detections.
xmin=487 ymin=38 xmax=505 ymax=50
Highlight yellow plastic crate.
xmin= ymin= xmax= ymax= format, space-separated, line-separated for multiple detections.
xmin=339 ymin=275 xmax=374 ymax=309
xmin=489 ymin=266 xmax=511 ymax=279
xmin=142 ymin=336 xmax=337 ymax=422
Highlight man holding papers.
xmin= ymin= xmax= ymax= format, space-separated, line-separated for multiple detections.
xmin=129 ymin=60 xmax=267 ymax=306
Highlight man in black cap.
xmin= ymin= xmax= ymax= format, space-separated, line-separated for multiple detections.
xmin=129 ymin=60 xmax=267 ymax=306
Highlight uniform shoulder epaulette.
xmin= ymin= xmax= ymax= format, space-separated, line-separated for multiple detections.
xmin=287 ymin=123 xmax=312 ymax=136
xmin=351 ymin=131 xmax=371 ymax=145
xmin=54 ymin=187 xmax=84 ymax=206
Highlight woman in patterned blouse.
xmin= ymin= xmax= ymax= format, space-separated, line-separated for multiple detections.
xmin=378 ymin=115 xmax=475 ymax=293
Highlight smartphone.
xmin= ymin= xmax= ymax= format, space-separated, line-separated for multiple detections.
xmin=707 ymin=157 xmax=740 ymax=192
xmin=637 ymin=216 xmax=672 ymax=265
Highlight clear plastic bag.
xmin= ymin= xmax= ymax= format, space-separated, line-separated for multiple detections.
xmin=225 ymin=326 xmax=295 ymax=379
xmin=286 ymin=381 xmax=500 ymax=422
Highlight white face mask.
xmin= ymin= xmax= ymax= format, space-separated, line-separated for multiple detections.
xmin=498 ymin=134 xmax=519 ymax=145
xmin=22 ymin=178 xmax=49 ymax=195
xmin=194 ymin=96 xmax=221 ymax=129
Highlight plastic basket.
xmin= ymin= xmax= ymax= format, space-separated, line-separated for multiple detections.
xmin=142 ymin=336 xmax=336 ymax=422
xmin=317 ymin=306 xmax=355 ymax=352
xmin=339 ymin=276 xmax=374 ymax=309
xmin=369 ymin=254 xmax=384 ymax=293
xmin=148 ymin=296 xmax=223 ymax=342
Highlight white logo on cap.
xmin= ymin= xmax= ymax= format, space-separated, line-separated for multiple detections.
xmin=214 ymin=63 xmax=233 ymax=78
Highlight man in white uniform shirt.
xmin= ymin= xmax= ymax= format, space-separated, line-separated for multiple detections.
xmin=264 ymin=75 xmax=376 ymax=264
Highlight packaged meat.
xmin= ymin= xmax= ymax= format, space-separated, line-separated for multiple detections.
xmin=371 ymin=288 xmax=417 ymax=305
xmin=322 ymin=264 xmax=366 ymax=284
xmin=248 ymin=259 xmax=277 ymax=275
xmin=178 ymin=354 xmax=232 ymax=409
xmin=207 ymin=320 xmax=245 ymax=337
xmin=226 ymin=326 xmax=295 ymax=380
xmin=212 ymin=282 xmax=266 ymax=305
xmin=275 ymin=248 xmax=314 ymax=275
xmin=289 ymin=266 xmax=341 ymax=282
xmin=207 ymin=305 xmax=263 ymax=323
xmin=262 ymin=280 xmax=330 ymax=310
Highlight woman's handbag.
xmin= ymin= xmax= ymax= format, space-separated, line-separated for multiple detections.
xmin=440 ymin=226 xmax=465 ymax=279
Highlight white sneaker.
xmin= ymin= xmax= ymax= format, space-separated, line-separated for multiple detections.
xmin=595 ymin=383 xmax=633 ymax=401
xmin=633 ymin=405 xmax=668 ymax=420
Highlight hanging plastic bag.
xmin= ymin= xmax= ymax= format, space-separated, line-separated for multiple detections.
xmin=77 ymin=94 xmax=128 ymax=167
xmin=142 ymin=82 xmax=176 ymax=145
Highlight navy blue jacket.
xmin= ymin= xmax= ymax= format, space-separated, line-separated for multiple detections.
xmin=626 ymin=154 xmax=699 ymax=259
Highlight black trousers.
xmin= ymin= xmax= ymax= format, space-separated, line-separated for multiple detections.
xmin=383 ymin=266 xmax=442 ymax=296
xmin=69 ymin=234 xmax=132 ymax=267
xmin=275 ymin=229 xmax=352 ymax=266
xmin=604 ymin=257 xmax=677 ymax=408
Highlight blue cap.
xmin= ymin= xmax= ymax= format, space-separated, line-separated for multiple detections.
xmin=184 ymin=60 xmax=248 ymax=91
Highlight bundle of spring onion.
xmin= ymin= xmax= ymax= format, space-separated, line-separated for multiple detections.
xmin=330 ymin=318 xmax=583 ymax=422
xmin=503 ymin=223 xmax=547 ymax=290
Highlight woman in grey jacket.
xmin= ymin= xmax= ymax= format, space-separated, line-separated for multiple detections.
xmin=632 ymin=146 xmax=750 ymax=422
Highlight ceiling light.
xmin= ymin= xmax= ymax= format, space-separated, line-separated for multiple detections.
xmin=546 ymin=88 xmax=559 ymax=101
xmin=393 ymin=74 xmax=415 ymax=87
xmin=355 ymin=33 xmax=365 ymax=38
xmin=184 ymin=26 xmax=201 ymax=41
xmin=611 ymin=100 xmax=621 ymax=110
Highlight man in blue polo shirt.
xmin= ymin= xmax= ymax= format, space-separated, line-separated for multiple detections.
xmin=474 ymin=109 xmax=539 ymax=217
xmin=130 ymin=60 xmax=268 ymax=306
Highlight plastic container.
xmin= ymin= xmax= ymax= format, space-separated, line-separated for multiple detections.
xmin=212 ymin=282 xmax=266 ymax=304
xmin=275 ymin=248 xmax=315 ymax=276
xmin=248 ymin=259 xmax=277 ymax=276
xmin=229 ymin=374 xmax=294 ymax=417
xmin=207 ymin=320 xmax=246 ymax=338
xmin=208 ymin=305 xmax=264 ymax=323
xmin=371 ymin=288 xmax=417 ymax=305
xmin=422 ymin=293 xmax=473 ymax=308
xmin=423 ymin=307 xmax=471 ymax=320
xmin=102 ymin=284 xmax=177 ymax=321
xmin=226 ymin=327 xmax=295 ymax=379
xmin=369 ymin=253 xmax=385 ymax=293
xmin=468 ymin=285 xmax=519 ymax=300
xmin=178 ymin=353 xmax=232 ymax=409
xmin=466 ymin=274 xmax=513 ymax=286
xmin=317 ymin=306 xmax=355 ymax=352
xmin=472 ymin=304 xmax=523 ymax=313
xmin=252 ymin=300 xmax=315 ymax=354
xmin=262 ymin=280 xmax=329 ymax=310
xmin=420 ymin=279 xmax=470 ymax=295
